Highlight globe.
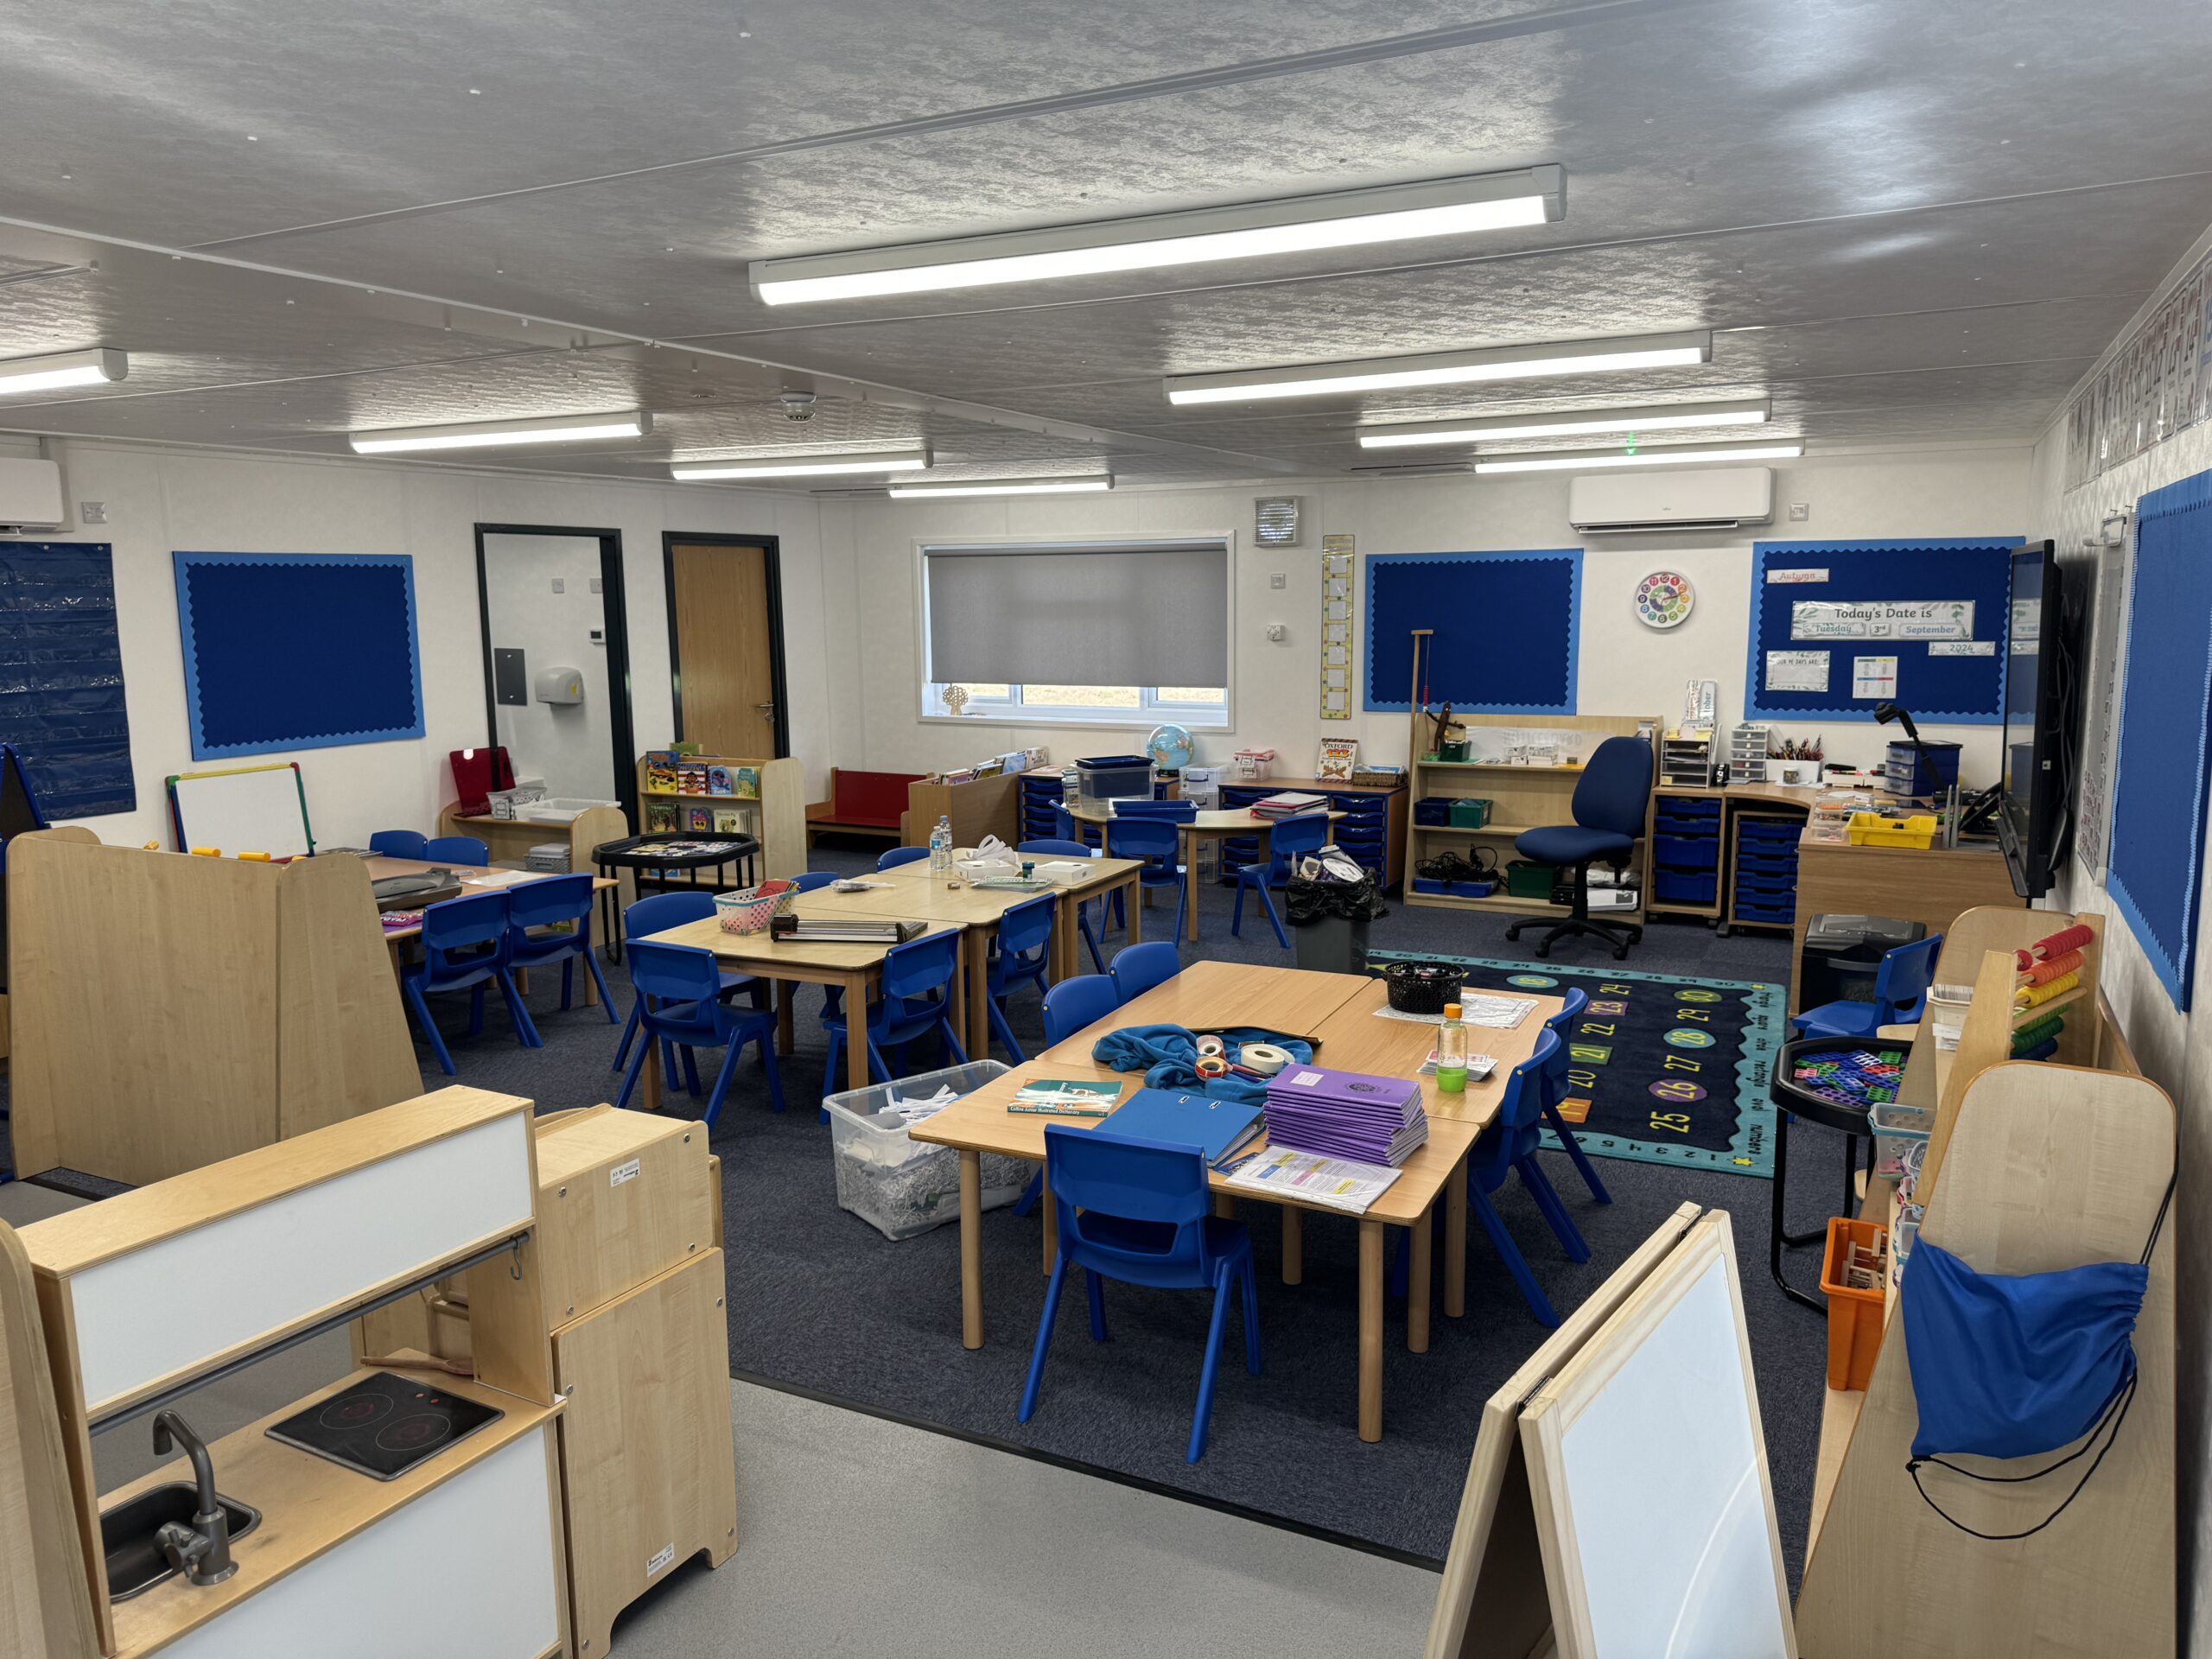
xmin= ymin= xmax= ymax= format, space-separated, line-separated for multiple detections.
xmin=1146 ymin=722 xmax=1194 ymax=773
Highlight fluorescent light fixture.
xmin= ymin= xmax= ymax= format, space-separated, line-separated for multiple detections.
xmin=751 ymin=167 xmax=1564 ymax=304
xmin=348 ymin=410 xmax=650 ymax=454
xmin=1472 ymin=441 xmax=1802 ymax=474
xmin=672 ymin=448 xmax=931 ymax=480
xmin=887 ymin=476 xmax=1114 ymax=499
xmin=1359 ymin=397 xmax=1769 ymax=448
xmin=1165 ymin=330 xmax=1711 ymax=406
xmin=0 ymin=347 xmax=127 ymax=396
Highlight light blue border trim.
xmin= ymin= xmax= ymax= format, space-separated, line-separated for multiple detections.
xmin=1743 ymin=537 xmax=2023 ymax=723
xmin=1363 ymin=547 xmax=1582 ymax=714
xmin=173 ymin=550 xmax=427 ymax=761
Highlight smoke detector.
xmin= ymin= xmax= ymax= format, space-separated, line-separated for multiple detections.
xmin=779 ymin=391 xmax=817 ymax=422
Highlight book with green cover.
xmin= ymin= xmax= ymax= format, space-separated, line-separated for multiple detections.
xmin=1007 ymin=1078 xmax=1126 ymax=1116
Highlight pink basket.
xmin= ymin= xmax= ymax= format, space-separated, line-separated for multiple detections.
xmin=715 ymin=879 xmax=797 ymax=935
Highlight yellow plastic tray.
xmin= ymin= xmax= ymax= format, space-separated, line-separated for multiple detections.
xmin=1846 ymin=811 xmax=1937 ymax=848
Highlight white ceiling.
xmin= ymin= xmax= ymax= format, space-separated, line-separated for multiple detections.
xmin=1 ymin=0 xmax=2207 ymax=488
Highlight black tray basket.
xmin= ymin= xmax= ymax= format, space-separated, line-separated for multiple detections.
xmin=1380 ymin=958 xmax=1460 ymax=1016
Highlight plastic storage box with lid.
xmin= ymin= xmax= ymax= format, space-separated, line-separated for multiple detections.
xmin=1798 ymin=914 xmax=1927 ymax=1007
xmin=823 ymin=1060 xmax=1032 ymax=1240
xmin=1868 ymin=1098 xmax=1934 ymax=1181
xmin=1885 ymin=739 xmax=1961 ymax=798
xmin=1075 ymin=754 xmax=1154 ymax=804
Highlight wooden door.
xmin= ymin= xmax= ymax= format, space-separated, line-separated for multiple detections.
xmin=669 ymin=542 xmax=779 ymax=754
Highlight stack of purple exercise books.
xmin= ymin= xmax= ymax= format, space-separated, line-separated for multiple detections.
xmin=1262 ymin=1064 xmax=1429 ymax=1167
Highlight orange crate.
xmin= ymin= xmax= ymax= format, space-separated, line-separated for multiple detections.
xmin=1819 ymin=1215 xmax=1890 ymax=1390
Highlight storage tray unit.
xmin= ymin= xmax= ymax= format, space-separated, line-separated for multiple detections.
xmin=1018 ymin=769 xmax=1066 ymax=843
xmin=1730 ymin=723 xmax=1772 ymax=784
xmin=1217 ymin=779 xmax=1403 ymax=888
xmin=1726 ymin=810 xmax=1805 ymax=933
xmin=1648 ymin=791 xmax=1725 ymax=916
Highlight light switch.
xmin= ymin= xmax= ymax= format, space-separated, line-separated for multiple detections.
xmin=1269 ymin=572 xmax=1287 ymax=589
xmin=79 ymin=500 xmax=107 ymax=524
xmin=1788 ymin=502 xmax=1810 ymax=522
xmin=551 ymin=577 xmax=566 ymax=594
xmin=1265 ymin=623 xmax=1287 ymax=643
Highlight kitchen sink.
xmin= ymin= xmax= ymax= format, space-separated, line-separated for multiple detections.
xmin=100 ymin=1483 xmax=259 ymax=1601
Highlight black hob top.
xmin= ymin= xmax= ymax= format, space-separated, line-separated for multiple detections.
xmin=265 ymin=1371 xmax=503 ymax=1481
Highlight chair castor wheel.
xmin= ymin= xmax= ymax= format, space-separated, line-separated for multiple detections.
xmin=1613 ymin=945 xmax=1630 ymax=961
xmin=1506 ymin=924 xmax=1524 ymax=941
xmin=1534 ymin=943 xmax=1550 ymax=959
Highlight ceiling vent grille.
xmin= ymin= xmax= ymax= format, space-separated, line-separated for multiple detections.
xmin=1255 ymin=495 xmax=1302 ymax=548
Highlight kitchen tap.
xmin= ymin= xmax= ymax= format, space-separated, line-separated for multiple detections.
xmin=150 ymin=1410 xmax=237 ymax=1586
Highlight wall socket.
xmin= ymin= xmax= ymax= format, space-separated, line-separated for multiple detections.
xmin=1265 ymin=623 xmax=1287 ymax=642
xmin=1788 ymin=502 xmax=1810 ymax=522
xmin=1269 ymin=572 xmax=1287 ymax=588
xmin=551 ymin=576 xmax=566 ymax=594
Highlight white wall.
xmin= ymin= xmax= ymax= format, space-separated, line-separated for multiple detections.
xmin=837 ymin=448 xmax=2031 ymax=782
xmin=481 ymin=531 xmax=618 ymax=799
xmin=6 ymin=437 xmax=832 ymax=849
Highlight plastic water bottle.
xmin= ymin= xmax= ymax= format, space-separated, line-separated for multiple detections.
xmin=1435 ymin=1002 xmax=1469 ymax=1095
xmin=929 ymin=814 xmax=953 ymax=874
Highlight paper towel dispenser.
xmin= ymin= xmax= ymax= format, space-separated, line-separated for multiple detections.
xmin=534 ymin=666 xmax=585 ymax=705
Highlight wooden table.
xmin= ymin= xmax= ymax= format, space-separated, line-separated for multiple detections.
xmin=367 ymin=855 xmax=620 ymax=1006
xmin=1065 ymin=804 xmax=1345 ymax=944
xmin=819 ymin=854 xmax=1144 ymax=985
xmin=909 ymin=960 xmax=1561 ymax=1441
xmin=1789 ymin=839 xmax=2022 ymax=1012
xmin=637 ymin=914 xmax=964 ymax=1107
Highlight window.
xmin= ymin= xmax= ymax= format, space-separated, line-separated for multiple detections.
xmin=919 ymin=537 xmax=1232 ymax=728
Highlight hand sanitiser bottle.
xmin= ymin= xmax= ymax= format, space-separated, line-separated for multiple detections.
xmin=930 ymin=814 xmax=953 ymax=874
xmin=1435 ymin=1002 xmax=1469 ymax=1094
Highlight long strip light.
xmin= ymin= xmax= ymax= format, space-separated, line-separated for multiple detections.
xmin=1472 ymin=441 xmax=1802 ymax=474
xmin=0 ymin=347 xmax=128 ymax=396
xmin=349 ymin=410 xmax=650 ymax=454
xmin=1165 ymin=331 xmax=1711 ymax=406
xmin=750 ymin=167 xmax=1565 ymax=305
xmin=672 ymin=448 xmax=931 ymax=480
xmin=887 ymin=476 xmax=1113 ymax=499
xmin=1360 ymin=397 xmax=1769 ymax=449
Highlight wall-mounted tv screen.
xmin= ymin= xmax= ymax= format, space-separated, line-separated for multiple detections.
xmin=1999 ymin=540 xmax=2075 ymax=899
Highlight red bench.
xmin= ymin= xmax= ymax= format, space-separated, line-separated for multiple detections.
xmin=805 ymin=767 xmax=924 ymax=845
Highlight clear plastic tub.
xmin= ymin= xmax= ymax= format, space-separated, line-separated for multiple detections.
xmin=823 ymin=1060 xmax=1033 ymax=1241
xmin=1868 ymin=1098 xmax=1935 ymax=1181
xmin=1891 ymin=1201 xmax=1924 ymax=1287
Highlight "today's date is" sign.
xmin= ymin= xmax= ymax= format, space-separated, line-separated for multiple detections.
xmin=1789 ymin=600 xmax=1975 ymax=642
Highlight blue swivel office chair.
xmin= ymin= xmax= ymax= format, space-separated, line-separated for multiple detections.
xmin=1507 ymin=735 xmax=1654 ymax=961
xmin=1793 ymin=933 xmax=1944 ymax=1039
xmin=1020 ymin=1123 xmax=1261 ymax=1463
xmin=1020 ymin=840 xmax=1107 ymax=972
xmin=1230 ymin=813 xmax=1329 ymax=948
xmin=1539 ymin=986 xmax=1612 ymax=1205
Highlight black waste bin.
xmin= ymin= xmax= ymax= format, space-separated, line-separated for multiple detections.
xmin=1799 ymin=913 xmax=1927 ymax=1008
xmin=1287 ymin=861 xmax=1387 ymax=974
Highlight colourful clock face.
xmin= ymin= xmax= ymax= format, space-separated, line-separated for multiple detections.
xmin=1635 ymin=570 xmax=1694 ymax=629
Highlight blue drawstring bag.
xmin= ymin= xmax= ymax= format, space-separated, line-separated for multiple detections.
xmin=1900 ymin=1173 xmax=2171 ymax=1540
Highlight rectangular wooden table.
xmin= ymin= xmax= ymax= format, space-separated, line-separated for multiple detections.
xmin=365 ymin=855 xmax=621 ymax=1005
xmin=1067 ymin=804 xmax=1345 ymax=944
xmin=908 ymin=960 xmax=1563 ymax=1441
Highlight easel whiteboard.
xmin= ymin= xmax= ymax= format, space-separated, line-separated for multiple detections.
xmin=1521 ymin=1213 xmax=1793 ymax=1659
xmin=168 ymin=762 xmax=315 ymax=859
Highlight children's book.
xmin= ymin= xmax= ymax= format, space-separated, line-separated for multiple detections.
xmin=713 ymin=807 xmax=745 ymax=835
xmin=707 ymin=765 xmax=734 ymax=796
xmin=1007 ymin=1078 xmax=1126 ymax=1117
xmin=733 ymin=766 xmax=760 ymax=800
xmin=645 ymin=802 xmax=677 ymax=832
xmin=686 ymin=805 xmax=712 ymax=832
xmin=645 ymin=751 xmax=679 ymax=793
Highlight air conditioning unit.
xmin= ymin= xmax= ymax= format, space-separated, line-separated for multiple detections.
xmin=0 ymin=459 xmax=66 ymax=531
xmin=1567 ymin=467 xmax=1773 ymax=535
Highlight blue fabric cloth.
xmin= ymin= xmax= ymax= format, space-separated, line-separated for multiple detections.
xmin=1090 ymin=1024 xmax=1314 ymax=1103
xmin=1901 ymin=1238 xmax=2147 ymax=1461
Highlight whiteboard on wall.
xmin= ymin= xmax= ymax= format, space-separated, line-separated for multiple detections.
xmin=167 ymin=762 xmax=315 ymax=859
xmin=1519 ymin=1215 xmax=1794 ymax=1659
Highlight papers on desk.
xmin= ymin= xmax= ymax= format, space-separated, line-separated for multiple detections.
xmin=1370 ymin=992 xmax=1536 ymax=1030
xmin=830 ymin=878 xmax=894 ymax=892
xmin=1219 ymin=1147 xmax=1402 ymax=1216
xmin=1418 ymin=1051 xmax=1498 ymax=1080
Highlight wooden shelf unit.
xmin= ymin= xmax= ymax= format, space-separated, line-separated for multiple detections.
xmin=439 ymin=803 xmax=631 ymax=877
xmin=635 ymin=753 xmax=804 ymax=878
xmin=1402 ymin=706 xmax=1658 ymax=920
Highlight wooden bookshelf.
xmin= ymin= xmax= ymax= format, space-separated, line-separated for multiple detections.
xmin=636 ymin=753 xmax=805 ymax=878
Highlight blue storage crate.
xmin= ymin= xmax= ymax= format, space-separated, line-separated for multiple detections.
xmin=1654 ymin=832 xmax=1721 ymax=868
xmin=1659 ymin=795 xmax=1723 ymax=821
xmin=1654 ymin=868 xmax=1719 ymax=905
xmin=1413 ymin=875 xmax=1449 ymax=895
xmin=1734 ymin=900 xmax=1796 ymax=925
xmin=1738 ymin=817 xmax=1804 ymax=847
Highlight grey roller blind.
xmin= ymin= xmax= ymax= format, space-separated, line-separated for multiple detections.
xmin=925 ymin=540 xmax=1229 ymax=686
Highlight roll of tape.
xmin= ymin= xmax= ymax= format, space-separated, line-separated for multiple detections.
xmin=1194 ymin=1055 xmax=1230 ymax=1079
xmin=1240 ymin=1043 xmax=1294 ymax=1076
xmin=1194 ymin=1033 xmax=1227 ymax=1059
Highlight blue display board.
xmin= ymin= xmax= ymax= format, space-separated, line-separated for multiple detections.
xmin=174 ymin=552 xmax=424 ymax=760
xmin=1365 ymin=549 xmax=1581 ymax=714
xmin=0 ymin=541 xmax=135 ymax=819
xmin=1744 ymin=538 xmax=2020 ymax=722
xmin=2107 ymin=467 xmax=2212 ymax=1009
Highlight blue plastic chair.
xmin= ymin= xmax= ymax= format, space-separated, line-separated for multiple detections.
xmin=399 ymin=891 xmax=540 ymax=1075
xmin=1105 ymin=816 xmax=1189 ymax=943
xmin=503 ymin=874 xmax=617 ymax=1026
xmin=984 ymin=895 xmax=1056 ymax=1064
xmin=878 ymin=846 xmax=929 ymax=872
xmin=611 ymin=891 xmax=764 ymax=1081
xmin=1109 ymin=940 xmax=1182 ymax=1003
xmin=423 ymin=834 xmax=490 ymax=868
xmin=1508 ymin=735 xmax=1653 ymax=960
xmin=1011 ymin=973 xmax=1126 ymax=1218
xmin=1230 ymin=813 xmax=1330 ymax=947
xmin=1793 ymin=934 xmax=1944 ymax=1038
xmin=820 ymin=930 xmax=968 ymax=1113
xmin=1020 ymin=839 xmax=1106 ymax=972
xmin=1020 ymin=1123 xmax=1260 ymax=1463
xmin=791 ymin=871 xmax=841 ymax=892
xmin=369 ymin=830 xmax=428 ymax=860
xmin=1471 ymin=1028 xmax=1587 ymax=1326
xmin=613 ymin=941 xmax=782 ymax=1128
xmin=1540 ymin=986 xmax=1612 ymax=1204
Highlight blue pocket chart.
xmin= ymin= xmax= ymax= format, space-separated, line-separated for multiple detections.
xmin=1366 ymin=550 xmax=1581 ymax=714
xmin=174 ymin=551 xmax=425 ymax=760
xmin=0 ymin=540 xmax=135 ymax=818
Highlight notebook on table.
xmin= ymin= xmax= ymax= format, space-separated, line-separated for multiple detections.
xmin=1102 ymin=1088 xmax=1267 ymax=1168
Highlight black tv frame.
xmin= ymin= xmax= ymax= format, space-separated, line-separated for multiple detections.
xmin=1998 ymin=539 xmax=2077 ymax=899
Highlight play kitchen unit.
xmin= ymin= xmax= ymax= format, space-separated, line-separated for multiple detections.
xmin=1 ymin=1090 xmax=734 ymax=1659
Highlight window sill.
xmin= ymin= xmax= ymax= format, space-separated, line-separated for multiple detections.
xmin=918 ymin=712 xmax=1233 ymax=734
